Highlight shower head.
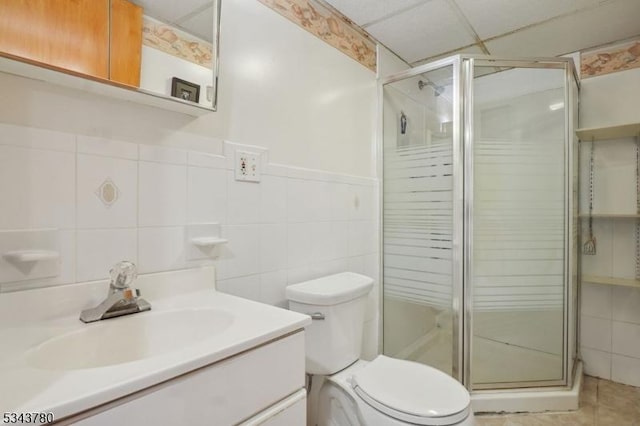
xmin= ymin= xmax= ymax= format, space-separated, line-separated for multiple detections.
xmin=418 ymin=80 xmax=445 ymax=96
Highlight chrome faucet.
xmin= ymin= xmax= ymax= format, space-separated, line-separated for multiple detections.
xmin=80 ymin=261 xmax=151 ymax=323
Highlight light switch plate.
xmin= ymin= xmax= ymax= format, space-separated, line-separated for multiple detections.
xmin=235 ymin=150 xmax=261 ymax=182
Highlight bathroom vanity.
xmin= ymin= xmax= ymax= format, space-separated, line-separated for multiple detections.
xmin=0 ymin=267 xmax=310 ymax=425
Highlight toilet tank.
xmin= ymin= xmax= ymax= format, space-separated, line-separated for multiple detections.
xmin=286 ymin=272 xmax=374 ymax=375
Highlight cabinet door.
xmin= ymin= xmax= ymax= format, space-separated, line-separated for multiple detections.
xmin=70 ymin=332 xmax=306 ymax=426
xmin=110 ymin=0 xmax=142 ymax=87
xmin=240 ymin=389 xmax=307 ymax=426
xmin=0 ymin=0 xmax=109 ymax=79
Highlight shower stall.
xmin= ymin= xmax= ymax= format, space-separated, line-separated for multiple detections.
xmin=380 ymin=55 xmax=579 ymax=409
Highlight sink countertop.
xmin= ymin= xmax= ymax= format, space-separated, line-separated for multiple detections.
xmin=0 ymin=268 xmax=311 ymax=422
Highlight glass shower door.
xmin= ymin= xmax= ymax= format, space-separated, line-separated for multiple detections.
xmin=382 ymin=61 xmax=462 ymax=379
xmin=469 ymin=64 xmax=568 ymax=387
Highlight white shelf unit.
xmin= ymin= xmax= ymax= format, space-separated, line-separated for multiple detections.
xmin=578 ymin=213 xmax=640 ymax=219
xmin=577 ymin=122 xmax=640 ymax=287
xmin=582 ymin=275 xmax=640 ymax=289
xmin=576 ymin=123 xmax=640 ymax=141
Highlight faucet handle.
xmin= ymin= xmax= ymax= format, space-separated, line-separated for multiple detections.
xmin=110 ymin=260 xmax=138 ymax=289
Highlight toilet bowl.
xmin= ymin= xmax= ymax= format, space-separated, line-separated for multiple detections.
xmin=286 ymin=272 xmax=476 ymax=426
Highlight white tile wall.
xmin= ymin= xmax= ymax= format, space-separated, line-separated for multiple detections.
xmin=259 ymin=224 xmax=288 ymax=273
xmin=309 ymin=258 xmax=349 ymax=279
xmin=612 ymin=286 xmax=640 ymax=324
xmin=310 ymin=221 xmax=349 ymax=262
xmin=226 ymin=172 xmax=262 ymax=225
xmin=0 ymin=123 xmax=380 ymax=358
xmin=611 ymin=354 xmax=640 ymax=387
xmin=137 ymin=226 xmax=186 ymax=273
xmin=138 ymin=161 xmax=187 ymax=227
xmin=287 ymin=223 xmax=313 ymax=269
xmin=260 ymin=176 xmax=287 ymax=224
xmin=611 ymin=221 xmax=636 ymax=279
xmin=76 ymin=154 xmax=138 ymax=229
xmin=259 ymin=270 xmax=289 ymax=307
xmin=580 ymin=282 xmax=612 ymax=319
xmin=187 ymin=167 xmax=227 ymax=224
xmin=287 ymin=179 xmax=315 ymax=223
xmin=77 ymin=135 xmax=138 ymax=160
xmin=0 ymin=145 xmax=76 ymax=230
xmin=579 ymin=285 xmax=640 ymax=385
xmin=612 ymin=321 xmax=640 ymax=358
xmin=580 ymin=315 xmax=612 ymax=353
xmin=139 ymin=145 xmax=188 ymax=165
xmin=216 ymin=274 xmax=261 ymax=303
xmin=0 ymin=123 xmax=76 ymax=152
xmin=218 ymin=225 xmax=262 ymax=280
xmin=76 ymin=229 xmax=137 ymax=282
xmin=581 ymin=347 xmax=612 ymax=380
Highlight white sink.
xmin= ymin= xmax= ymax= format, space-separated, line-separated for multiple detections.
xmin=26 ymin=308 xmax=234 ymax=370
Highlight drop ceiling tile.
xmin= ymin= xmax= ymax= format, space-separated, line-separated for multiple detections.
xmin=366 ymin=0 xmax=476 ymax=63
xmin=177 ymin=5 xmax=214 ymax=42
xmin=485 ymin=0 xmax=640 ymax=58
xmin=133 ymin=0 xmax=211 ymax=23
xmin=324 ymin=0 xmax=427 ymax=26
xmin=455 ymin=0 xmax=611 ymax=39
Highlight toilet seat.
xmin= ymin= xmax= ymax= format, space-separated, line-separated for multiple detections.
xmin=351 ymin=356 xmax=471 ymax=426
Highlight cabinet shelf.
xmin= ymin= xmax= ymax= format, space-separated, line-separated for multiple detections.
xmin=578 ymin=213 xmax=640 ymax=218
xmin=582 ymin=275 xmax=640 ymax=289
xmin=576 ymin=123 xmax=640 ymax=141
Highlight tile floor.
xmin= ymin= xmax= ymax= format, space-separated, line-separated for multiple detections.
xmin=475 ymin=376 xmax=640 ymax=425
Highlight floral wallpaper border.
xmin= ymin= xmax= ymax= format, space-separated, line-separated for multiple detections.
xmin=581 ymin=38 xmax=640 ymax=79
xmin=142 ymin=16 xmax=213 ymax=70
xmin=258 ymin=0 xmax=377 ymax=72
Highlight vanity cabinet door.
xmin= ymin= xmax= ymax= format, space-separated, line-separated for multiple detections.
xmin=240 ymin=389 xmax=306 ymax=425
xmin=0 ymin=0 xmax=110 ymax=79
xmin=69 ymin=332 xmax=306 ymax=426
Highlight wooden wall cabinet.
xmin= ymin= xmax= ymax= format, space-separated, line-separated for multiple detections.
xmin=0 ymin=0 xmax=142 ymax=87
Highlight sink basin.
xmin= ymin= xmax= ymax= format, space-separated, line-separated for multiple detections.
xmin=26 ymin=308 xmax=234 ymax=370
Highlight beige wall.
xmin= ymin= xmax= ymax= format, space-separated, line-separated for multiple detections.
xmin=580 ymin=67 xmax=640 ymax=129
xmin=0 ymin=0 xmax=377 ymax=177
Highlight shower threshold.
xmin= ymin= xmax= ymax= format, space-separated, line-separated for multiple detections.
xmin=471 ymin=362 xmax=582 ymax=414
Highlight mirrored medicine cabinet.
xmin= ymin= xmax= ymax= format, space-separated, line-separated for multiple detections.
xmin=0 ymin=0 xmax=220 ymax=116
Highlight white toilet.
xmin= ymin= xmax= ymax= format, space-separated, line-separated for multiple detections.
xmin=286 ymin=272 xmax=476 ymax=426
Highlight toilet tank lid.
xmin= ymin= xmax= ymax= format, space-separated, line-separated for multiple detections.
xmin=286 ymin=272 xmax=374 ymax=305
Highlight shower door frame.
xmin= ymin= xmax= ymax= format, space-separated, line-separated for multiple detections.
xmin=462 ymin=56 xmax=580 ymax=391
xmin=378 ymin=55 xmax=466 ymax=383
xmin=379 ymin=54 xmax=580 ymax=391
